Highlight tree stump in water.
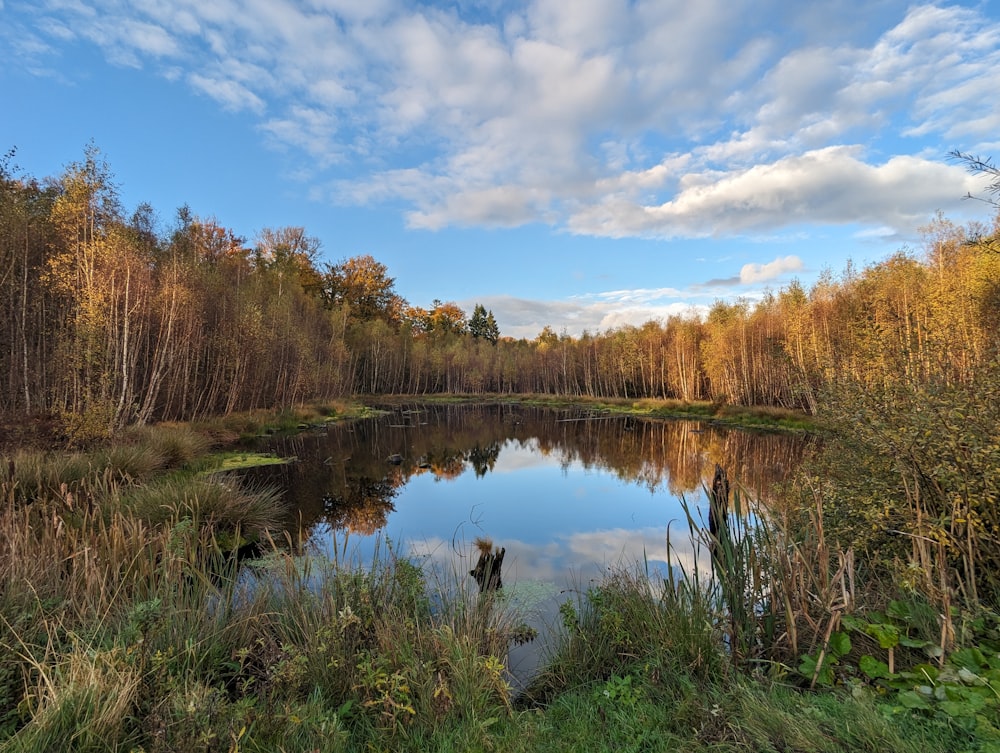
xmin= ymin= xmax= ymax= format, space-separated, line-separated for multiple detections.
xmin=470 ymin=537 xmax=505 ymax=592
xmin=708 ymin=463 xmax=730 ymax=548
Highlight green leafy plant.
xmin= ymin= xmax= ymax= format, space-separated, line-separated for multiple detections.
xmin=596 ymin=673 xmax=641 ymax=709
xmin=873 ymin=649 xmax=1000 ymax=743
xmin=843 ymin=607 xmax=1000 ymax=742
xmin=798 ymin=630 xmax=851 ymax=687
xmin=842 ymin=599 xmax=944 ymax=675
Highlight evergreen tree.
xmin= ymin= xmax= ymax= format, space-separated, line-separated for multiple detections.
xmin=469 ymin=303 xmax=500 ymax=344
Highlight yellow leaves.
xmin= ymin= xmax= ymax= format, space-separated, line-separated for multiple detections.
xmin=325 ymin=255 xmax=403 ymax=322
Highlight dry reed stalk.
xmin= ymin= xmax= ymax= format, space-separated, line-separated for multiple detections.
xmin=808 ymin=610 xmax=843 ymax=690
xmin=937 ymin=539 xmax=954 ymax=660
xmin=767 ymin=485 xmax=858 ymax=662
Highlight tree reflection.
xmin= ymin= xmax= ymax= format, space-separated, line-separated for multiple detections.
xmin=322 ymin=477 xmax=398 ymax=536
xmin=252 ymin=403 xmax=812 ymax=542
xmin=467 ymin=441 xmax=501 ymax=478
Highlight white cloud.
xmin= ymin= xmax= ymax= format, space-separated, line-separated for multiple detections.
xmin=41 ymin=0 xmax=96 ymax=19
xmin=739 ymin=256 xmax=803 ymax=284
xmin=260 ymin=105 xmax=341 ymax=164
xmin=469 ymin=292 xmax=712 ymax=339
xmin=120 ymin=19 xmax=179 ymax=57
xmin=585 ymin=287 xmax=695 ymax=305
xmin=11 ymin=0 xmax=1000 ymax=241
xmin=407 ymin=184 xmax=554 ymax=229
xmin=188 ymin=72 xmax=265 ymax=113
xmin=595 ymin=303 xmax=709 ymax=333
xmin=569 ymin=147 xmax=980 ymax=238
xmin=306 ymin=0 xmax=399 ymax=23
xmin=309 ymin=78 xmax=356 ymax=107
xmin=37 ymin=18 xmax=74 ymax=41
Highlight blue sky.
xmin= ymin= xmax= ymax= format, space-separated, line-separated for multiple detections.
xmin=2 ymin=0 xmax=998 ymax=339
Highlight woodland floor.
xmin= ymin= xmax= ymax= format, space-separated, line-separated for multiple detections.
xmin=0 ymin=414 xmax=66 ymax=453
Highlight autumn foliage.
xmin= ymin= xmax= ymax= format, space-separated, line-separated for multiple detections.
xmin=2 ymin=146 xmax=999 ymax=440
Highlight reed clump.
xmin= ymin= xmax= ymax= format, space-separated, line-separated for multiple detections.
xmin=120 ymin=423 xmax=212 ymax=469
xmin=119 ymin=475 xmax=285 ymax=546
xmin=524 ymin=564 xmax=724 ymax=708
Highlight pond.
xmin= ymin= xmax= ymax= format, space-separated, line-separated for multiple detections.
xmin=248 ymin=402 xmax=811 ymax=686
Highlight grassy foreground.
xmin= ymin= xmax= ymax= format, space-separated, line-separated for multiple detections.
xmin=0 ymin=404 xmax=993 ymax=751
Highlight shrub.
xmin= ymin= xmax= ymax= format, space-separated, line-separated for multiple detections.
xmin=806 ymin=364 xmax=1000 ymax=609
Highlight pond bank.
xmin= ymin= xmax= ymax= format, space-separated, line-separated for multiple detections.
xmin=365 ymin=393 xmax=818 ymax=433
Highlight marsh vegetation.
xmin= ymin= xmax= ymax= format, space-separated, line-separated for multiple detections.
xmin=2 ymin=147 xmax=1000 ymax=750
xmin=1 ymin=392 xmax=998 ymax=751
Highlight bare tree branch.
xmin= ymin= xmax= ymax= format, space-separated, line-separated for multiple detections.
xmin=949 ymin=150 xmax=1000 ymax=208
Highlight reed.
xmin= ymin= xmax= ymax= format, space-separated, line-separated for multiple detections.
xmin=524 ymin=562 xmax=725 ymax=710
xmin=244 ymin=538 xmax=522 ymax=741
xmin=2 ymin=449 xmax=94 ymax=506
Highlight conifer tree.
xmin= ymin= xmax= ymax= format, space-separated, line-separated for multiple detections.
xmin=469 ymin=303 xmax=500 ymax=344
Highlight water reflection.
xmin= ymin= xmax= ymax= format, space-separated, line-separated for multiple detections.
xmin=249 ymin=403 xmax=808 ymax=573
xmin=246 ymin=403 xmax=810 ymax=687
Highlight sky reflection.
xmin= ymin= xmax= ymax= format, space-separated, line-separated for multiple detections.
xmin=308 ymin=438 xmax=713 ymax=590
xmin=255 ymin=404 xmax=805 ymax=687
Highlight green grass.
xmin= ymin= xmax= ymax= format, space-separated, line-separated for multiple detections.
xmin=196 ymin=451 xmax=293 ymax=473
xmin=185 ymin=400 xmax=376 ymax=444
xmin=117 ymin=474 xmax=284 ymax=536
xmin=0 ymin=501 xmax=979 ymax=752
xmin=120 ymin=423 xmax=211 ymax=468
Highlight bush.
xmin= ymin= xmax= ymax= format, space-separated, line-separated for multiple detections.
xmin=806 ymin=363 xmax=1000 ymax=608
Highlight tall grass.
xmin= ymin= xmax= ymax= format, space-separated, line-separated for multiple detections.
xmin=120 ymin=423 xmax=211 ymax=469
xmin=118 ymin=475 xmax=285 ymax=548
xmin=0 ymin=424 xmax=206 ymax=509
xmin=522 ymin=563 xmax=724 ymax=709
xmin=4 ymin=644 xmax=141 ymax=753
xmin=1 ymin=469 xmax=529 ymax=752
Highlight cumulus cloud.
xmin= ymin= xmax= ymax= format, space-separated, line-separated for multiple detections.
xmin=569 ymin=147 xmax=980 ymax=238
xmin=10 ymin=0 xmax=1000 ymax=240
xmin=739 ymin=255 xmax=803 ymax=284
xmin=468 ymin=293 xmax=711 ymax=339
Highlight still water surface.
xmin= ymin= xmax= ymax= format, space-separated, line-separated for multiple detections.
xmin=249 ymin=403 xmax=810 ymax=684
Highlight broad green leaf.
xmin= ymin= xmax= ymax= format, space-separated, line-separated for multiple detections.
xmin=866 ymin=623 xmax=899 ymax=649
xmin=829 ymin=631 xmax=851 ymax=657
xmin=939 ymin=700 xmax=975 ymax=718
xmin=897 ymin=690 xmax=931 ymax=710
xmin=910 ymin=663 xmax=941 ymax=683
xmin=958 ymin=667 xmax=985 ymax=685
xmin=841 ymin=614 xmax=862 ymax=632
xmin=952 ymin=648 xmax=987 ymax=673
xmin=798 ymin=655 xmax=818 ymax=676
xmin=798 ymin=654 xmax=834 ymax=686
xmin=924 ymin=644 xmax=944 ymax=659
xmin=859 ymin=655 xmax=891 ymax=680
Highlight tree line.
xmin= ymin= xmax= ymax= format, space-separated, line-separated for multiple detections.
xmin=2 ymin=145 xmax=999 ymax=437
